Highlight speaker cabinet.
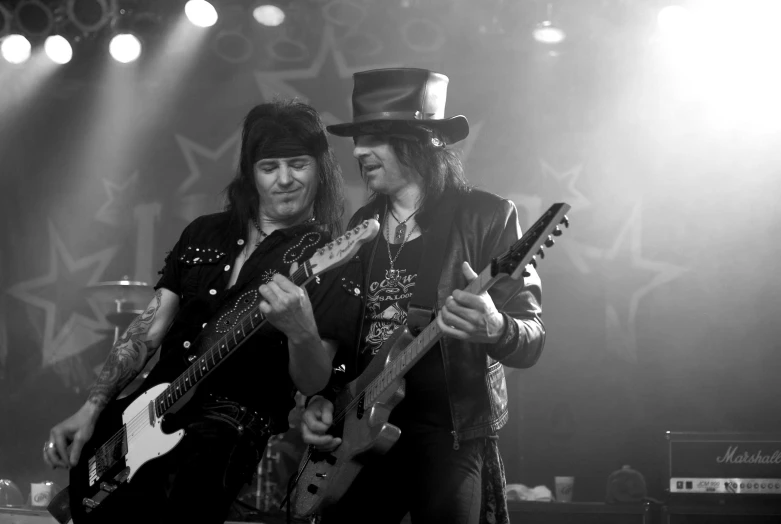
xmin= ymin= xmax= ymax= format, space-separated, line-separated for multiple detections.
xmin=508 ymin=501 xmax=652 ymax=524
xmin=662 ymin=504 xmax=781 ymax=524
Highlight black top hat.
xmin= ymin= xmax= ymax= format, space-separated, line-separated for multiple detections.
xmin=326 ymin=68 xmax=469 ymax=145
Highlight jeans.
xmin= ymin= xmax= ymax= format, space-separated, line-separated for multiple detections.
xmin=105 ymin=394 xmax=271 ymax=524
xmin=320 ymin=431 xmax=486 ymax=524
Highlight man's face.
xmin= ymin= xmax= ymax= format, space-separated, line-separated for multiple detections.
xmin=253 ymin=155 xmax=318 ymax=223
xmin=353 ymin=134 xmax=417 ymax=196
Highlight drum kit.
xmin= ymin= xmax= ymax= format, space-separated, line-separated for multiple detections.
xmin=84 ymin=276 xmax=158 ymax=397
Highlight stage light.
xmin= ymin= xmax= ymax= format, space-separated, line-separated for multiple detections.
xmin=14 ymin=0 xmax=53 ymax=38
xmin=109 ymin=33 xmax=141 ymax=63
xmin=44 ymin=35 xmax=73 ymax=64
xmin=185 ymin=0 xmax=218 ymax=28
xmin=66 ymin=0 xmax=113 ymax=33
xmin=657 ymin=5 xmax=692 ymax=35
xmin=533 ymin=2 xmax=565 ymax=45
xmin=253 ymin=5 xmax=285 ymax=27
xmin=533 ymin=20 xmax=566 ymax=44
xmin=1 ymin=34 xmax=32 ymax=64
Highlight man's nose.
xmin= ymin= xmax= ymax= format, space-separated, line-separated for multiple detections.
xmin=278 ymin=163 xmax=293 ymax=185
xmin=353 ymin=144 xmax=369 ymax=160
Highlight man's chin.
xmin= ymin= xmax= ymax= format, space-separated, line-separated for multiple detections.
xmin=272 ymin=202 xmax=311 ymax=223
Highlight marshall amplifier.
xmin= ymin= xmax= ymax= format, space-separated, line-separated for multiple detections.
xmin=666 ymin=432 xmax=781 ymax=498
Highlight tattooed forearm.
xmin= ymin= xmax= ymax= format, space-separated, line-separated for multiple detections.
xmin=87 ymin=290 xmax=163 ymax=409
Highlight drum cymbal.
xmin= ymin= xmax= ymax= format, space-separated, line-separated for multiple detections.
xmin=86 ymin=279 xmax=154 ymax=308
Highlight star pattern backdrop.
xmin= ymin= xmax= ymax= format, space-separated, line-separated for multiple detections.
xmin=1 ymin=0 xmax=781 ymax=504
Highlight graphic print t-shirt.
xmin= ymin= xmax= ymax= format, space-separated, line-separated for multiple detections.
xmin=358 ymin=235 xmax=451 ymax=432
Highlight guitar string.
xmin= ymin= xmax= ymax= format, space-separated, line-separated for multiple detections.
xmin=92 ymin=228 xmax=367 ymax=464
xmin=94 ymin=223 xmax=377 ymax=466
xmin=325 ymin=267 xmax=494 ymax=431
xmin=96 ymin=267 xmax=295 ymax=463
xmin=97 ymin=290 xmax=279 ymax=460
xmin=319 ymin=217 xmax=556 ymax=431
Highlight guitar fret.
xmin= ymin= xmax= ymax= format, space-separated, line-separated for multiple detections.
xmin=141 ymin=223 xmax=383 ymax=437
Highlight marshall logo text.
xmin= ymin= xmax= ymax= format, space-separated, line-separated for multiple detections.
xmin=716 ymin=446 xmax=781 ymax=465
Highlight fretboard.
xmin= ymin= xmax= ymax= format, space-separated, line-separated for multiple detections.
xmin=153 ymin=260 xmax=313 ymax=417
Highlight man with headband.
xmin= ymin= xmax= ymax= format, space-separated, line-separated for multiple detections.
xmin=42 ymin=100 xmax=361 ymax=524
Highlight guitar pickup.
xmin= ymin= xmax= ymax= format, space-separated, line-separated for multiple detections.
xmin=100 ymin=481 xmax=117 ymax=493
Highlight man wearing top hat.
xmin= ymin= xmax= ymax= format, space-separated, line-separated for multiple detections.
xmin=300 ymin=68 xmax=546 ymax=523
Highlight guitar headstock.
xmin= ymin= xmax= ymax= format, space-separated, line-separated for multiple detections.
xmin=307 ymin=218 xmax=380 ymax=276
xmin=493 ymin=203 xmax=571 ymax=280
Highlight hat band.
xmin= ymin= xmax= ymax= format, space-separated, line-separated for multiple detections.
xmin=353 ymin=111 xmax=429 ymax=123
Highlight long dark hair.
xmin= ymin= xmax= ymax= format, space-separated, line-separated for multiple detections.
xmin=362 ymin=129 xmax=471 ymax=226
xmin=224 ymin=100 xmax=344 ymax=238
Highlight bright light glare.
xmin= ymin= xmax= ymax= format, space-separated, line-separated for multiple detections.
xmin=654 ymin=1 xmax=781 ymax=134
xmin=109 ymin=33 xmax=142 ymax=63
xmin=185 ymin=0 xmax=218 ymax=28
xmin=44 ymin=35 xmax=73 ymax=64
xmin=533 ymin=21 xmax=566 ymax=44
xmin=657 ymin=5 xmax=692 ymax=35
xmin=253 ymin=5 xmax=285 ymax=27
xmin=1 ymin=34 xmax=32 ymax=64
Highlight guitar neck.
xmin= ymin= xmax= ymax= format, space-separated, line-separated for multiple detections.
xmin=153 ymin=260 xmax=315 ymax=417
xmin=362 ymin=265 xmax=502 ymax=406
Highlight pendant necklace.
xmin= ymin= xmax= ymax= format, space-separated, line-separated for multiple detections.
xmin=385 ymin=209 xmax=417 ymax=287
xmin=389 ymin=206 xmax=419 ymax=243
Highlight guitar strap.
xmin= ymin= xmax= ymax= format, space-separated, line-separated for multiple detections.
xmin=406 ymin=193 xmax=458 ymax=335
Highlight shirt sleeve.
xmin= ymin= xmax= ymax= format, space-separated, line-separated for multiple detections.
xmin=154 ymin=223 xmax=192 ymax=296
xmin=483 ymin=199 xmax=546 ymax=368
xmin=306 ymin=265 xmax=362 ymax=354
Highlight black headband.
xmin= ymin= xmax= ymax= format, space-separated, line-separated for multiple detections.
xmin=256 ymin=137 xmax=315 ymax=161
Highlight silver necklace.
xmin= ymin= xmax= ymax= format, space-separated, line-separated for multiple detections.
xmin=385 ymin=209 xmax=417 ymax=286
xmin=388 ymin=207 xmax=419 ymax=243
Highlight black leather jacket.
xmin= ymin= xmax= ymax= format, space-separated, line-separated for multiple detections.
xmin=333 ymin=188 xmax=545 ymax=448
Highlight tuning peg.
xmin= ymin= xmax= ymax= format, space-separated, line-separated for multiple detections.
xmin=345 ymin=231 xmax=352 ymax=238
xmin=530 ymin=257 xmax=537 ymax=268
xmin=544 ymin=235 xmax=555 ymax=248
xmin=552 ymin=226 xmax=562 ymax=237
xmin=537 ymin=248 xmax=545 ymax=259
xmin=560 ymin=215 xmax=570 ymax=228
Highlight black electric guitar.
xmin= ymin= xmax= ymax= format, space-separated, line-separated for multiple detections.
xmin=291 ymin=203 xmax=571 ymax=518
xmin=47 ymin=219 xmax=380 ymax=524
